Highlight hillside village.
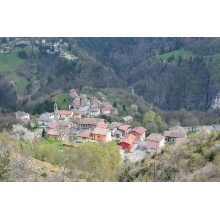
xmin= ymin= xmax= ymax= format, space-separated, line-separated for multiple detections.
xmin=0 ymin=37 xmax=78 ymax=60
xmin=15 ymin=88 xmax=189 ymax=162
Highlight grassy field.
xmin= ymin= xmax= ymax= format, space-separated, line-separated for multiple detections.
xmin=38 ymin=138 xmax=65 ymax=149
xmin=5 ymin=73 xmax=29 ymax=95
xmin=0 ymin=53 xmax=28 ymax=95
xmin=61 ymin=46 xmax=73 ymax=55
xmin=0 ymin=53 xmax=23 ymax=74
xmin=51 ymin=93 xmax=71 ymax=110
xmin=159 ymin=49 xmax=195 ymax=61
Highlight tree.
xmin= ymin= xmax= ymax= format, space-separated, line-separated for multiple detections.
xmin=123 ymin=104 xmax=127 ymax=111
xmin=113 ymin=101 xmax=117 ymax=108
xmin=42 ymin=128 xmax=46 ymax=138
xmin=156 ymin=116 xmax=163 ymax=133
xmin=18 ymin=50 xmax=28 ymax=59
xmin=143 ymin=111 xmax=155 ymax=124
xmin=147 ymin=122 xmax=158 ymax=134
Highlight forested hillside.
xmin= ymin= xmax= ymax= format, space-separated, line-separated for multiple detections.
xmin=1 ymin=37 xmax=220 ymax=113
xmin=76 ymin=37 xmax=220 ymax=111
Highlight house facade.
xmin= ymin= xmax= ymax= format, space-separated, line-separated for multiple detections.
xmin=118 ymin=124 xmax=131 ymax=136
xmin=130 ymin=126 xmax=146 ymax=140
xmin=56 ymin=110 xmax=73 ymax=121
xmin=78 ymin=118 xmax=100 ymax=130
xmin=77 ymin=129 xmax=92 ymax=140
xmin=89 ymin=108 xmax=100 ymax=116
xmin=92 ymin=127 xmax=112 ymax=143
xmin=120 ymin=116 xmax=133 ymax=124
xmin=37 ymin=112 xmax=55 ymax=126
xmin=146 ymin=133 xmax=165 ymax=151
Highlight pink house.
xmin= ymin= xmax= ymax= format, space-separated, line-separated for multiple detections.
xmin=146 ymin=133 xmax=165 ymax=151
xmin=130 ymin=126 xmax=146 ymax=140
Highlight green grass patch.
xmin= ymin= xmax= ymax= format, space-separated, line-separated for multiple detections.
xmin=159 ymin=49 xmax=195 ymax=61
xmin=61 ymin=46 xmax=73 ymax=55
xmin=51 ymin=93 xmax=71 ymax=110
xmin=39 ymin=138 xmax=64 ymax=149
xmin=4 ymin=73 xmax=28 ymax=95
xmin=0 ymin=53 xmax=23 ymax=74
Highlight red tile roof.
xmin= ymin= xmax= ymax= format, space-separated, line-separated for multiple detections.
xmin=146 ymin=133 xmax=164 ymax=142
xmin=97 ymin=122 xmax=109 ymax=129
xmin=77 ymin=129 xmax=92 ymax=138
xmin=119 ymin=134 xmax=136 ymax=145
xmin=79 ymin=118 xmax=100 ymax=125
xmin=118 ymin=124 xmax=131 ymax=131
xmin=92 ymin=127 xmax=111 ymax=135
xmin=57 ymin=110 xmax=73 ymax=115
xmin=110 ymin=122 xmax=122 ymax=128
xmin=131 ymin=126 xmax=146 ymax=134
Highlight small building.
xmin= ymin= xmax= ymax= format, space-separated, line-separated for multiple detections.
xmin=96 ymin=122 xmax=109 ymax=129
xmin=101 ymin=107 xmax=111 ymax=115
xmin=46 ymin=121 xmax=71 ymax=140
xmin=164 ymin=131 xmax=186 ymax=142
xmin=130 ymin=126 xmax=146 ymax=140
xmin=37 ymin=112 xmax=55 ymax=126
xmin=119 ymin=134 xmax=136 ymax=151
xmin=15 ymin=111 xmax=30 ymax=123
xmin=146 ymin=133 xmax=165 ymax=151
xmin=89 ymin=108 xmax=100 ymax=117
xmin=77 ymin=129 xmax=92 ymax=141
xmin=121 ymin=116 xmax=133 ymax=124
xmin=69 ymin=91 xmax=79 ymax=100
xmin=56 ymin=110 xmax=73 ymax=121
xmin=69 ymin=118 xmax=79 ymax=129
xmin=71 ymin=109 xmax=81 ymax=119
xmin=78 ymin=106 xmax=89 ymax=114
xmin=164 ymin=125 xmax=187 ymax=143
xmin=118 ymin=124 xmax=132 ymax=136
xmin=114 ymin=130 xmax=123 ymax=139
xmin=78 ymin=118 xmax=101 ymax=130
xmin=47 ymin=129 xmax=69 ymax=140
xmin=109 ymin=122 xmax=122 ymax=129
xmin=92 ymin=127 xmax=112 ymax=143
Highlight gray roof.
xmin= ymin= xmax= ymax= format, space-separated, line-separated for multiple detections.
xmin=15 ymin=111 xmax=29 ymax=117
xmin=122 ymin=116 xmax=133 ymax=121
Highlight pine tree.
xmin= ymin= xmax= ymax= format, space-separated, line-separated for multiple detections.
xmin=113 ymin=101 xmax=117 ymax=108
xmin=42 ymin=128 xmax=46 ymax=138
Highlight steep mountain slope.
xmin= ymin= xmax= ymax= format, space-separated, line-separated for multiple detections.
xmin=1 ymin=37 xmax=220 ymax=112
xmin=76 ymin=37 xmax=220 ymax=111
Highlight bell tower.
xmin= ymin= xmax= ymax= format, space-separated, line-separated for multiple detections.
xmin=54 ymin=103 xmax=58 ymax=120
